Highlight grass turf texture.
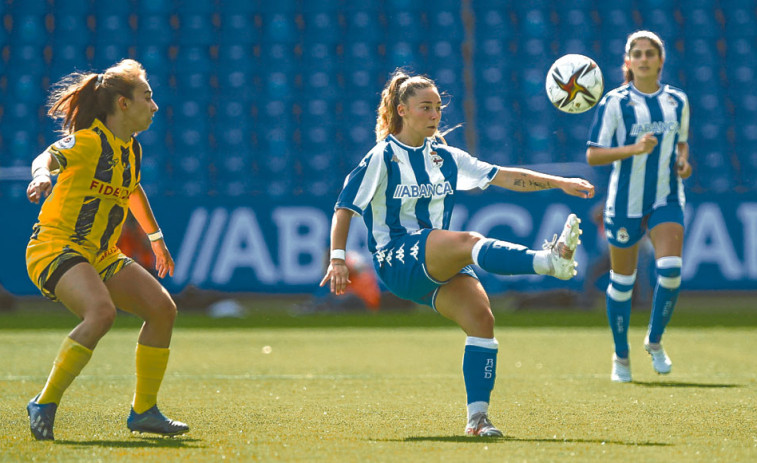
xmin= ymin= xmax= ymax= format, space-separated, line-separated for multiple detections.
xmin=0 ymin=295 xmax=756 ymax=462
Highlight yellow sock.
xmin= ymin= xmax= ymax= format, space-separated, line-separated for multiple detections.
xmin=38 ymin=337 xmax=93 ymax=405
xmin=132 ymin=344 xmax=170 ymax=414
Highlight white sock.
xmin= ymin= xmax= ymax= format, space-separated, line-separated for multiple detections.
xmin=532 ymin=250 xmax=551 ymax=275
xmin=467 ymin=401 xmax=489 ymax=422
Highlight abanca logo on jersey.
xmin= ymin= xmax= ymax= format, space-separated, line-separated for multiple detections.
xmin=629 ymin=121 xmax=679 ymax=136
xmin=393 ymin=181 xmax=453 ymax=199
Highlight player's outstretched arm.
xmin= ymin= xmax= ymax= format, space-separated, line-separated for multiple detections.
xmin=128 ymin=185 xmax=174 ymax=278
xmin=320 ymin=208 xmax=354 ymax=295
xmin=491 ymin=167 xmax=595 ymax=199
xmin=26 ymin=151 xmax=59 ymax=204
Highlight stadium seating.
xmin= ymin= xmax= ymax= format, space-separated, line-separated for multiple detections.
xmin=0 ymin=1 xmax=754 ymax=198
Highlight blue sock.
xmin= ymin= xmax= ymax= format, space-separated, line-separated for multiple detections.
xmin=471 ymin=238 xmax=536 ymax=275
xmin=606 ymin=271 xmax=636 ymax=359
xmin=647 ymin=257 xmax=682 ymax=344
xmin=462 ymin=337 xmax=498 ymax=405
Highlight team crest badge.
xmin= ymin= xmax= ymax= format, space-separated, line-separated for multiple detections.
xmin=617 ymin=227 xmax=630 ymax=244
xmin=54 ymin=135 xmax=76 ymax=150
xmin=429 ymin=151 xmax=443 ymax=168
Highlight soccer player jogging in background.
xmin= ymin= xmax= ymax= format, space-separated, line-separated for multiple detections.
xmin=321 ymin=69 xmax=595 ymax=437
xmin=25 ymin=59 xmax=189 ymax=440
xmin=586 ymin=31 xmax=692 ymax=382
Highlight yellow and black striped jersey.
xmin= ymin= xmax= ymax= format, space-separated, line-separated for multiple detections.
xmin=34 ymin=119 xmax=142 ymax=253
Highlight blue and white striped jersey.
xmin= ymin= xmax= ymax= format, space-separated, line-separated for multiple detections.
xmin=587 ymin=82 xmax=689 ymax=219
xmin=336 ymin=135 xmax=498 ymax=253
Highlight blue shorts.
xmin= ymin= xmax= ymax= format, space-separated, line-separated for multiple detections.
xmin=604 ymin=202 xmax=684 ymax=248
xmin=372 ymin=228 xmax=478 ymax=310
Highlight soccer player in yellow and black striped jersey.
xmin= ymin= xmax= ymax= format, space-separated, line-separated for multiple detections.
xmin=25 ymin=59 xmax=189 ymax=440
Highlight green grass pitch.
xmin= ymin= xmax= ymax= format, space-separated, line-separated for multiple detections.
xmin=0 ymin=296 xmax=755 ymax=462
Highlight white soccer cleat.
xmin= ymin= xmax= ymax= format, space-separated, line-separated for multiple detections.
xmin=644 ymin=339 xmax=672 ymax=375
xmin=544 ymin=213 xmax=582 ymax=280
xmin=611 ymin=354 xmax=632 ymax=383
xmin=465 ymin=412 xmax=504 ymax=437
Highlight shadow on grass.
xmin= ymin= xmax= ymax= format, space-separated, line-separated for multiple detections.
xmin=633 ymin=380 xmax=740 ymax=388
xmin=56 ymin=436 xmax=204 ymax=449
xmin=398 ymin=436 xmax=671 ymax=446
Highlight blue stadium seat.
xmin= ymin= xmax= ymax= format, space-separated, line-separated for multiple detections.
xmin=474 ymin=9 xmax=516 ymax=42
xmin=345 ymin=10 xmax=383 ymax=43
xmin=263 ymin=13 xmax=299 ymax=43
xmin=681 ymin=8 xmax=721 ymax=38
xmin=343 ymin=41 xmax=383 ymax=74
xmin=216 ymin=44 xmax=256 ymax=77
xmin=136 ymin=0 xmax=172 ymax=14
xmin=302 ymin=42 xmax=339 ymax=73
xmin=53 ymin=14 xmax=91 ymax=45
xmin=8 ymin=45 xmax=46 ymax=76
xmin=641 ymin=8 xmax=681 ymax=39
xmin=386 ymin=10 xmax=426 ymax=43
xmin=94 ymin=14 xmax=133 ymax=46
xmin=599 ymin=9 xmax=636 ymax=40
xmin=136 ymin=45 xmax=171 ymax=77
xmin=429 ymin=10 xmax=464 ymax=42
xmin=93 ymin=44 xmax=129 ymax=69
xmin=722 ymin=8 xmax=757 ymax=38
xmin=177 ymin=13 xmax=215 ymax=46
xmin=174 ymin=46 xmax=213 ymax=73
xmin=7 ymin=0 xmax=47 ymax=15
xmin=261 ymin=43 xmax=298 ymax=74
xmin=136 ymin=15 xmax=174 ymax=46
xmin=48 ymin=44 xmax=90 ymax=80
xmin=51 ymin=0 xmax=90 ymax=14
xmin=10 ymin=14 xmax=47 ymax=46
xmin=217 ymin=14 xmax=259 ymax=44
xmin=430 ymin=41 xmax=462 ymax=69
xmin=303 ymin=11 xmax=342 ymax=44
xmin=519 ymin=8 xmax=551 ymax=39
xmin=8 ymin=74 xmax=44 ymax=103
xmin=257 ymin=0 xmax=298 ymax=12
xmin=387 ymin=41 xmax=422 ymax=71
xmin=559 ymin=9 xmax=597 ymax=41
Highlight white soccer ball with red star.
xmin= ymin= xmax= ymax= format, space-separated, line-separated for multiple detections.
xmin=546 ymin=54 xmax=604 ymax=114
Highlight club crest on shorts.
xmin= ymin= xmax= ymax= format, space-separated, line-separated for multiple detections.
xmin=617 ymin=227 xmax=630 ymax=243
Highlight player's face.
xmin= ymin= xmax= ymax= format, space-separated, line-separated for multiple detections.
xmin=627 ymin=39 xmax=663 ymax=82
xmin=397 ymin=87 xmax=442 ymax=145
xmin=123 ymin=77 xmax=159 ymax=133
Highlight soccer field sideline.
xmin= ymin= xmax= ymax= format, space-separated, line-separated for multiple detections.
xmin=1 ymin=326 xmax=755 ymax=462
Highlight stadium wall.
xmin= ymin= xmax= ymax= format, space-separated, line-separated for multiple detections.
xmin=1 ymin=189 xmax=755 ymax=296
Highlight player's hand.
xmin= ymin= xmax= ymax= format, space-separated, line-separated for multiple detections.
xmin=319 ymin=260 xmax=351 ymax=295
xmin=560 ymin=178 xmax=595 ymax=199
xmin=27 ymin=176 xmax=52 ymax=204
xmin=634 ymin=132 xmax=658 ymax=155
xmin=151 ymin=240 xmax=175 ymax=278
xmin=676 ymin=156 xmax=692 ymax=179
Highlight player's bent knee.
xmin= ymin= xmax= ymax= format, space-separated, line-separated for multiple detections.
xmin=84 ymin=303 xmax=117 ymax=334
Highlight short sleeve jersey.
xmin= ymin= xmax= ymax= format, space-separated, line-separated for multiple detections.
xmin=336 ymin=135 xmax=498 ymax=253
xmin=587 ymin=82 xmax=689 ymax=219
xmin=36 ymin=119 xmax=142 ymax=253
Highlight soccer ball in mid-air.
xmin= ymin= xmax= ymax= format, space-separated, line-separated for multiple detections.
xmin=546 ymin=54 xmax=604 ymax=114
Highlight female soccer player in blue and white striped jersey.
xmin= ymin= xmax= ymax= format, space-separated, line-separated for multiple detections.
xmin=586 ymin=31 xmax=692 ymax=383
xmin=321 ymin=69 xmax=595 ymax=436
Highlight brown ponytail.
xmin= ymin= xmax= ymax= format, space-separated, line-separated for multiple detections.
xmin=375 ymin=68 xmax=438 ymax=142
xmin=47 ymin=59 xmax=147 ymax=135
